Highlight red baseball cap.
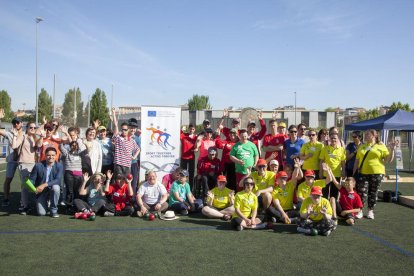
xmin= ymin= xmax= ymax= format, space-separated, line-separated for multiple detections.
xmin=257 ymin=159 xmax=267 ymax=166
xmin=311 ymin=186 xmax=323 ymax=196
xmin=304 ymin=170 xmax=315 ymax=177
xmin=276 ymin=171 xmax=288 ymax=180
xmin=217 ymin=175 xmax=227 ymax=182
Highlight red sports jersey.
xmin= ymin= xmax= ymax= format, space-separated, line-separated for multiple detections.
xmin=197 ymin=156 xmax=222 ymax=176
xmin=339 ymin=187 xmax=363 ymax=216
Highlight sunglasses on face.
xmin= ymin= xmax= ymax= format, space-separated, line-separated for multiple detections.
xmin=244 ymin=182 xmax=254 ymax=186
xmin=45 ymin=129 xmax=53 ymax=132
xmin=28 ymin=126 xmax=37 ymax=129
xmin=121 ymin=129 xmax=129 ymax=131
xmin=309 ymin=133 xmax=316 ymax=136
xmin=52 ymin=124 xmax=58 ymax=127
xmin=290 ymin=131 xmax=297 ymax=134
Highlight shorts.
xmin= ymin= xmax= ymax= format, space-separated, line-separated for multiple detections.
xmin=6 ymin=161 xmax=19 ymax=178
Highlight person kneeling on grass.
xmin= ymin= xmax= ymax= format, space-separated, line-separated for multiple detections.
xmin=73 ymin=172 xmax=108 ymax=215
xmin=201 ymin=175 xmax=235 ymax=221
xmin=330 ymin=176 xmax=363 ymax=226
xmin=29 ymin=146 xmax=63 ymax=218
xmin=231 ymin=176 xmax=266 ymax=231
xmin=297 ymin=186 xmax=335 ymax=236
xmin=103 ymin=171 xmax=134 ymax=216
xmin=168 ymin=170 xmax=203 ymax=215
xmin=135 ymin=170 xmax=169 ymax=217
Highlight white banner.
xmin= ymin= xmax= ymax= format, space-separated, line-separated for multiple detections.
xmin=140 ymin=106 xmax=181 ymax=181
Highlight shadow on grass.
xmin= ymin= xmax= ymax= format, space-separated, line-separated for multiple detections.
xmin=178 ymin=214 xmax=234 ymax=231
xmin=270 ymin=223 xmax=298 ymax=234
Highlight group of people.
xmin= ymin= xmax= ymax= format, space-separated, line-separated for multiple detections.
xmin=1 ymin=109 xmax=395 ymax=235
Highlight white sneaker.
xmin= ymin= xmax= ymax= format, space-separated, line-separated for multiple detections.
xmin=367 ymin=210 xmax=375 ymax=219
xmin=356 ymin=211 xmax=363 ymax=219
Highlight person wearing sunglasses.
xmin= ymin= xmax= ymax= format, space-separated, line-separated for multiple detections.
xmin=300 ymin=128 xmax=324 ymax=178
xmin=0 ymin=117 xmax=24 ymax=207
xmin=38 ymin=123 xmax=62 ymax=162
xmin=231 ymin=176 xmax=266 ymax=231
xmin=110 ymin=107 xmax=140 ymax=181
xmin=317 ymin=129 xmax=329 ymax=146
xmin=284 ymin=125 xmax=305 ymax=172
xmin=297 ymin=123 xmax=309 ymax=143
xmin=11 ymin=122 xmax=43 ymax=214
xmin=345 ymin=131 xmax=362 ymax=177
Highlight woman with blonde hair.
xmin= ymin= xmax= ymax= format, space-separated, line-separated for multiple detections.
xmin=353 ymin=129 xmax=394 ymax=219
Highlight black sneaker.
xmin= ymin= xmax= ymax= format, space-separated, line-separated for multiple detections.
xmin=20 ymin=207 xmax=30 ymax=215
xmin=2 ymin=199 xmax=10 ymax=207
xmin=180 ymin=209 xmax=189 ymax=215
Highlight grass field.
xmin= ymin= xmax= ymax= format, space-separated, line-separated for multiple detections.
xmin=0 ymin=164 xmax=413 ymax=275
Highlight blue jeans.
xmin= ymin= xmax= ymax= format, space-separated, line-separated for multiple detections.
xmin=36 ymin=185 xmax=60 ymax=216
xmin=170 ymin=198 xmax=203 ymax=213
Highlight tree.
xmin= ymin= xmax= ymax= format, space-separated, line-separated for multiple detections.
xmin=325 ymin=107 xmax=337 ymax=112
xmin=187 ymin=94 xmax=212 ymax=111
xmin=38 ymin=88 xmax=53 ymax=121
xmin=0 ymin=90 xmax=13 ymax=121
xmin=357 ymin=108 xmax=380 ymax=121
xmin=89 ymin=88 xmax=110 ymax=127
xmin=61 ymin=87 xmax=85 ymax=126
xmin=389 ymin=102 xmax=411 ymax=113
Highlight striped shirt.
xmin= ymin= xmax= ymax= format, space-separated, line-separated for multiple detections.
xmin=113 ymin=134 xmax=139 ymax=168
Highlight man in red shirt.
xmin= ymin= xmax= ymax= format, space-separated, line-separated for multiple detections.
xmin=262 ymin=119 xmax=285 ymax=169
xmin=196 ymin=147 xmax=222 ymax=201
xmin=246 ymin=111 xmax=266 ymax=155
xmin=180 ymin=124 xmax=196 ymax=185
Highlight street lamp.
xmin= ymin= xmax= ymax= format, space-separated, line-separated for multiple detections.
xmin=35 ymin=17 xmax=43 ymax=126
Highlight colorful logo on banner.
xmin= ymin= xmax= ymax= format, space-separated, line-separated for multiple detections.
xmin=146 ymin=123 xmax=175 ymax=151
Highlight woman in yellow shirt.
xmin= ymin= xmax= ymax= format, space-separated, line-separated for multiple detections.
xmin=201 ymin=175 xmax=235 ymax=220
xmin=231 ymin=176 xmax=266 ymax=231
xmin=353 ymin=129 xmax=394 ymax=220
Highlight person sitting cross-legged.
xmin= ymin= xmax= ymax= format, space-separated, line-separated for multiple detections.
xmin=231 ymin=176 xmax=266 ymax=231
xmin=135 ymin=170 xmax=169 ymax=217
xmin=73 ymin=172 xmax=108 ymax=215
xmin=201 ymin=175 xmax=235 ymax=221
xmin=297 ymin=186 xmax=336 ymax=236
xmin=168 ymin=170 xmax=203 ymax=215
xmin=103 ymin=171 xmax=134 ymax=216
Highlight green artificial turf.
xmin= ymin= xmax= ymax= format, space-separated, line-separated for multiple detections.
xmin=1 ymin=164 xmax=413 ymax=275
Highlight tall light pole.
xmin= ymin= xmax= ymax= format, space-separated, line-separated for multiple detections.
xmin=35 ymin=17 xmax=43 ymax=125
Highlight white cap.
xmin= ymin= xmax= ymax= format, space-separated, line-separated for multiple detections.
xmin=269 ymin=159 xmax=279 ymax=166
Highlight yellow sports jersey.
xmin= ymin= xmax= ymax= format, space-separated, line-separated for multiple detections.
xmin=252 ymin=171 xmax=275 ymax=193
xmin=271 ymin=181 xmax=295 ymax=210
xmin=233 ymin=191 xmax=258 ymax=219
xmin=297 ymin=180 xmax=326 ymax=200
xmin=319 ymin=145 xmax=346 ymax=177
xmin=356 ymin=143 xmax=389 ymax=174
xmin=208 ymin=187 xmax=233 ymax=209
xmin=300 ymin=197 xmax=332 ymax=221
xmin=300 ymin=141 xmax=324 ymax=170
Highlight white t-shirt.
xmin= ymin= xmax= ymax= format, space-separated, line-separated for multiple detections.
xmin=138 ymin=181 xmax=167 ymax=205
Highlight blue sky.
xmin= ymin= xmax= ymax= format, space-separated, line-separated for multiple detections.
xmin=1 ymin=0 xmax=413 ymax=111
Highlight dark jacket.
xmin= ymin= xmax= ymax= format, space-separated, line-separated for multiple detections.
xmin=29 ymin=161 xmax=63 ymax=188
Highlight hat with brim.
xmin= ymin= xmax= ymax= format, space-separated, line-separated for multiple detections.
xmin=160 ymin=210 xmax=180 ymax=221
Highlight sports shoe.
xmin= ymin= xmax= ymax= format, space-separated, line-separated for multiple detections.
xmin=333 ymin=219 xmax=338 ymax=230
xmin=104 ymin=211 xmax=115 ymax=217
xmin=180 ymin=209 xmax=189 ymax=215
xmin=271 ymin=217 xmax=277 ymax=223
xmin=20 ymin=207 xmax=30 ymax=215
xmin=136 ymin=210 xmax=144 ymax=217
xmin=356 ymin=211 xmax=363 ymax=219
xmin=236 ymin=225 xmax=244 ymax=231
xmin=322 ymin=230 xmax=332 ymax=236
xmin=367 ymin=210 xmax=375 ymax=219
xmin=2 ymin=199 xmax=10 ymax=207
xmin=297 ymin=227 xmax=311 ymax=235
xmin=51 ymin=212 xmax=59 ymax=218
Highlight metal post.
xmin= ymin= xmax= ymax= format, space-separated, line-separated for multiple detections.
xmin=87 ymin=95 xmax=91 ymax=127
xmin=35 ymin=17 xmax=43 ymax=125
xmin=294 ymin=91 xmax=297 ymax=125
xmin=74 ymin=88 xmax=77 ymax=125
xmin=53 ymin=73 xmax=56 ymax=118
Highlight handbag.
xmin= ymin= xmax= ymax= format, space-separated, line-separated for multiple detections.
xmin=353 ymin=144 xmax=373 ymax=179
